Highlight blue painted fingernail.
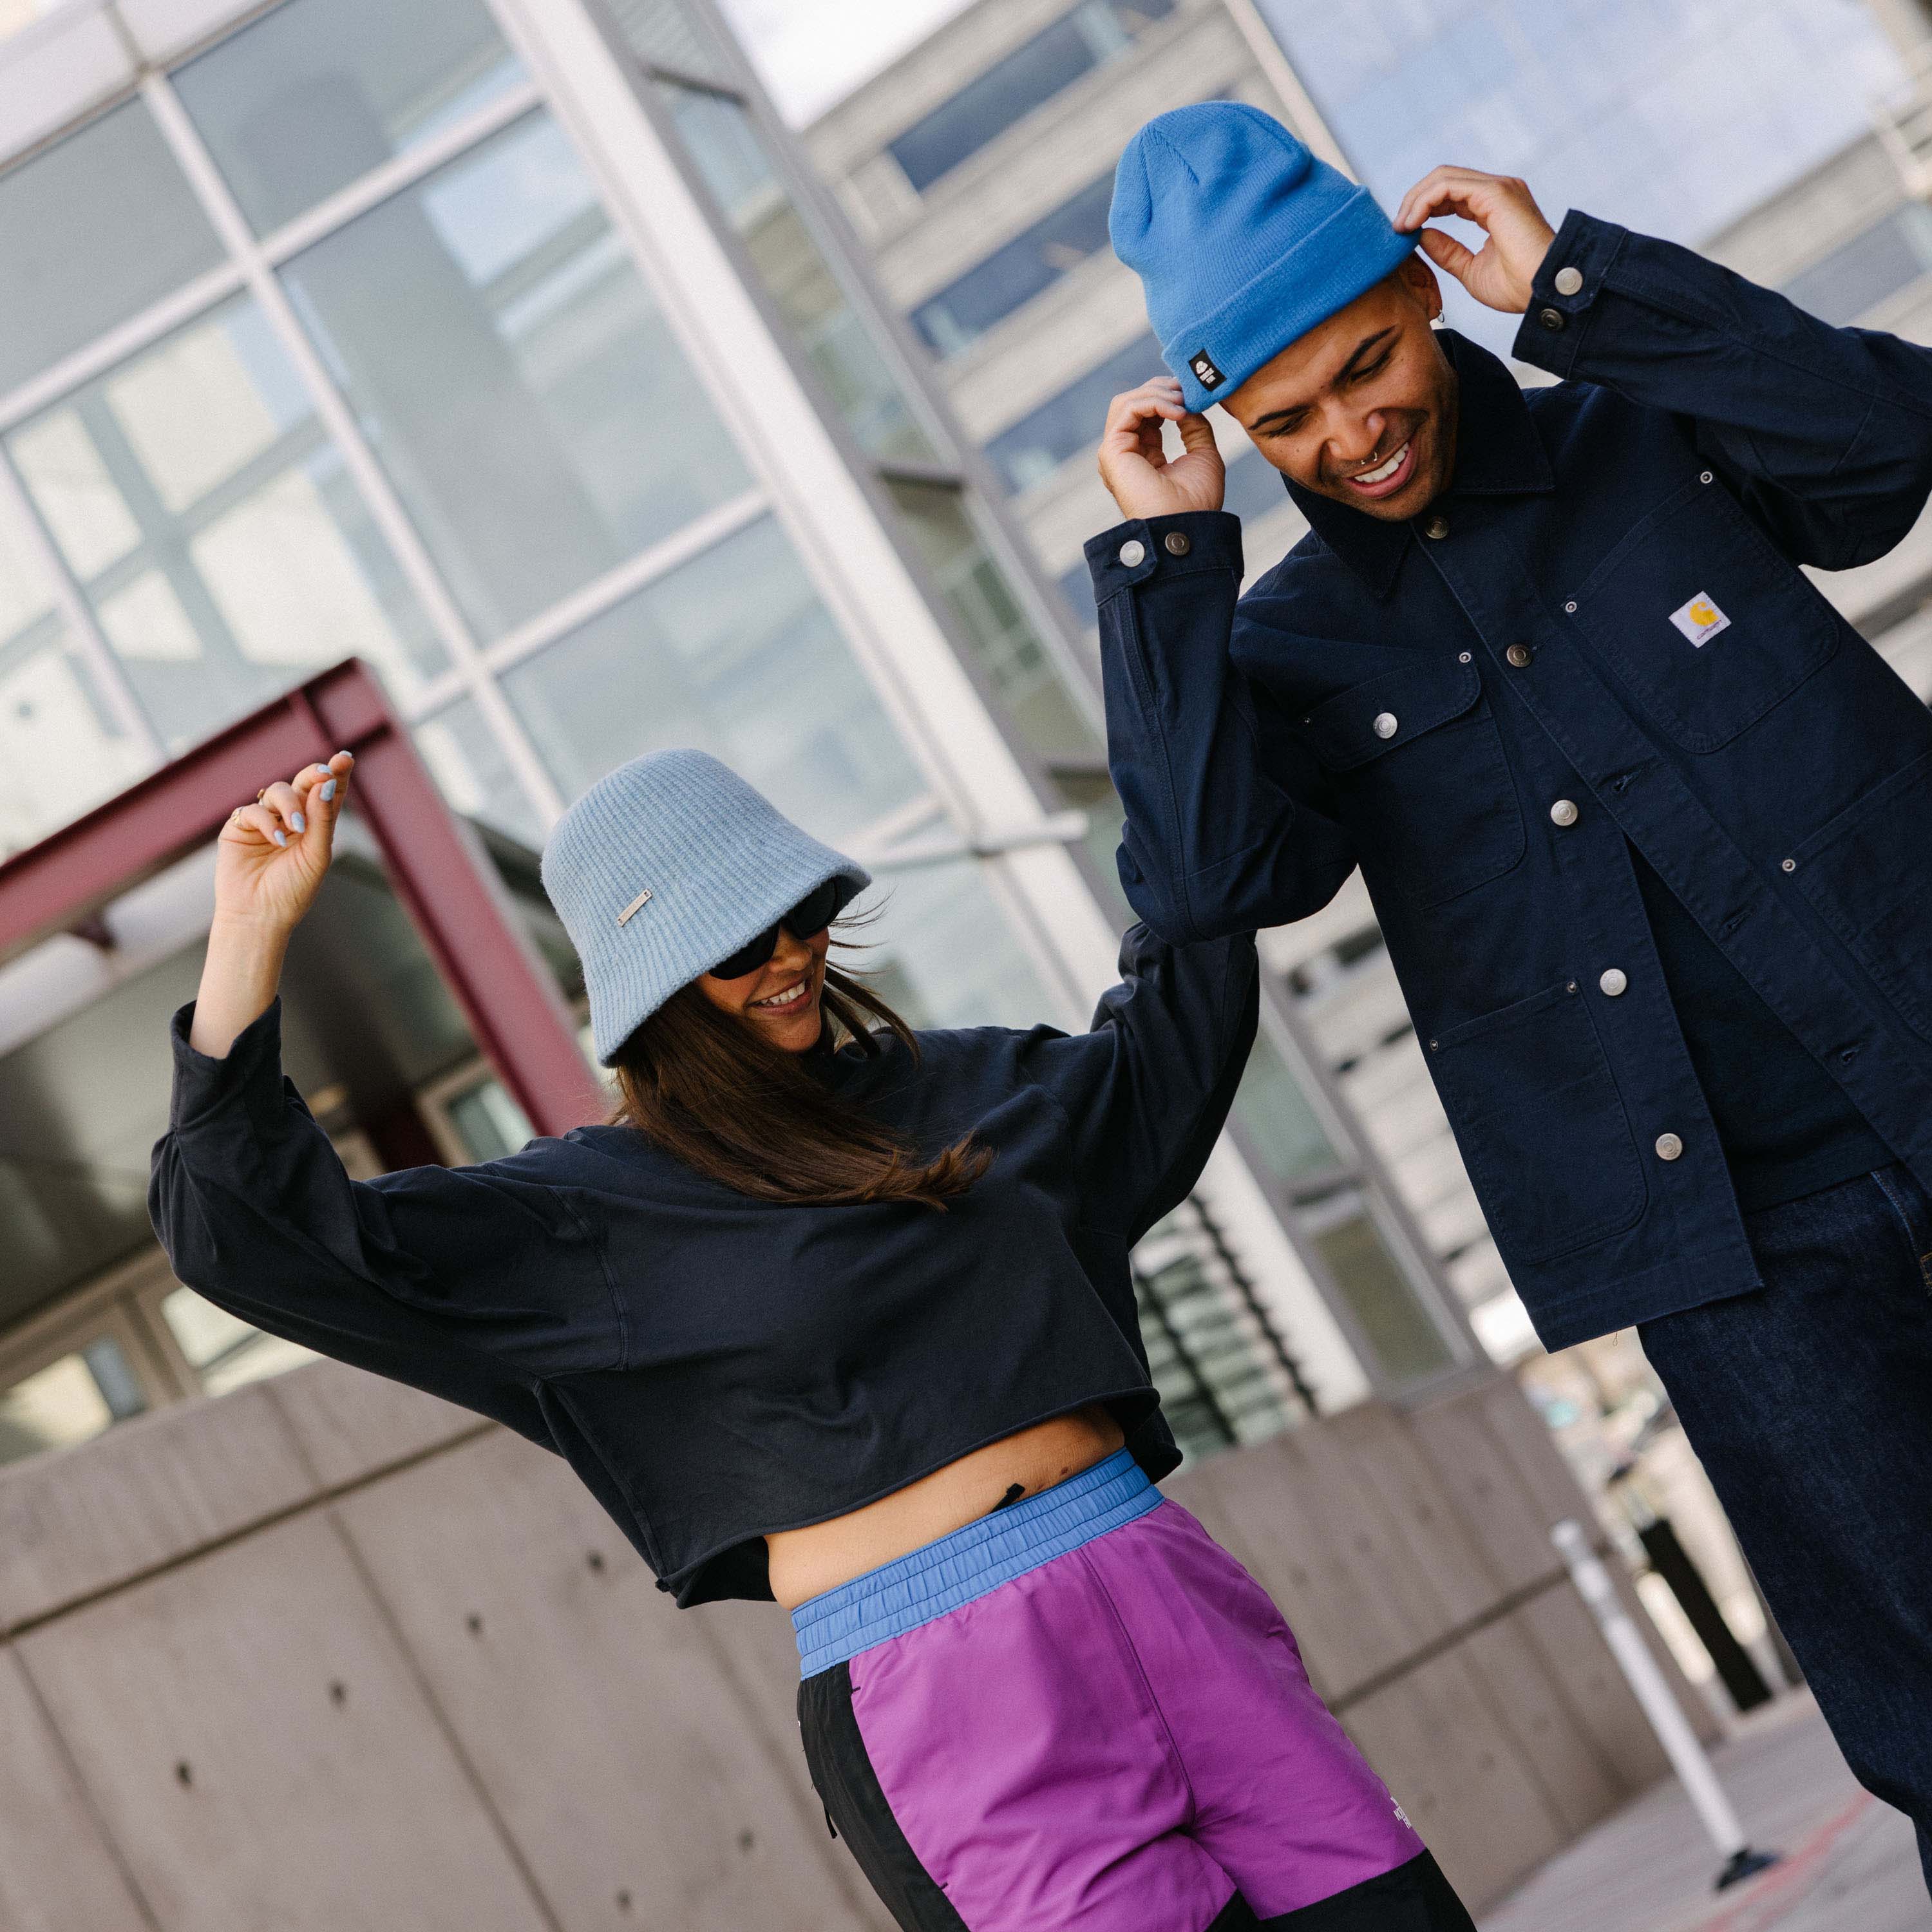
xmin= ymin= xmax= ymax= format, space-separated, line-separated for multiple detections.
xmin=291 ymin=812 xmax=306 ymax=833
xmin=321 ymin=779 xmax=336 ymax=800
xmin=314 ymin=764 xmax=330 ymax=777
xmin=272 ymin=829 xmax=288 ymax=848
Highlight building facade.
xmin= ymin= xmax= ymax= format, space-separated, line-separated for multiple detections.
xmin=806 ymin=0 xmax=1932 ymax=1365
xmin=0 ymin=0 xmax=1488 ymax=1475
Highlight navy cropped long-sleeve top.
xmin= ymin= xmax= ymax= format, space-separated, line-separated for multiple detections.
xmin=149 ymin=925 xmax=1258 ymax=1605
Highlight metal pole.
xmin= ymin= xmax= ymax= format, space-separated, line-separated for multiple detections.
xmin=1550 ymin=1520 xmax=1781 ymax=1893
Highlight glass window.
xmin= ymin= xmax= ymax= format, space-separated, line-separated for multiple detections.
xmin=8 ymin=295 xmax=446 ymax=752
xmin=884 ymin=477 xmax=1097 ymax=762
xmin=661 ymin=82 xmax=935 ymax=465
xmin=173 ymin=0 xmax=526 ymax=236
xmin=608 ymin=0 xmax=737 ymax=82
xmin=506 ymin=513 xmax=923 ymax=838
xmin=1222 ymin=444 xmax=1291 ymax=525
xmin=887 ymin=0 xmax=1177 ymax=193
xmin=0 ymin=1339 xmax=145 ymax=1468
xmin=441 ymin=1072 xmax=535 ymax=1162
xmin=848 ymin=853 xmax=1055 ymax=1030
xmin=0 ymin=500 xmax=153 ymax=857
xmin=281 ymin=111 xmax=753 ymax=642
xmin=161 ymin=1286 xmax=318 ymax=1397
xmin=1311 ymin=1204 xmax=1456 ymax=1385
xmin=911 ymin=173 xmax=1115 ymax=357
xmin=413 ymin=699 xmax=547 ymax=850
xmin=0 ymin=99 xmax=225 ymax=399
xmin=1229 ymin=1031 xmax=1342 ymax=1187
xmin=1057 ymin=558 xmax=1097 ymax=629
xmin=986 ymin=331 xmax=1160 ymax=492
xmin=1782 ymin=204 xmax=1932 ymax=327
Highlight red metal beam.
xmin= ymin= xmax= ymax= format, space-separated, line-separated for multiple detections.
xmin=0 ymin=660 xmax=605 ymax=1138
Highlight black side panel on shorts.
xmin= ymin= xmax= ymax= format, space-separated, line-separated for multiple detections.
xmin=798 ymin=1663 xmax=969 ymax=1932
xmin=1257 ymin=1852 xmax=1477 ymax=1931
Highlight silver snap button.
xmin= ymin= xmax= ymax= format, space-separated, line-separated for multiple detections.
xmin=1549 ymin=799 xmax=1578 ymax=827
xmin=1554 ymin=265 xmax=1584 ymax=296
xmin=1457 ymin=651 xmax=1472 ymax=663
xmin=1599 ymin=967 xmax=1627 ymax=998
xmin=1700 ymin=471 xmax=1714 ymax=484
xmin=1423 ymin=514 xmax=1450 ymax=540
xmin=1781 ymin=858 xmax=1796 ymax=873
xmin=1564 ymin=600 xmax=1578 ymax=614
xmin=1373 ymin=712 xmax=1399 ymax=739
xmin=1118 ymin=539 xmax=1146 ymax=567
xmin=1163 ymin=530 xmax=1191 ymax=556
xmin=1655 ymin=1132 xmax=1683 ymax=1162
xmin=1506 ymin=643 xmax=1533 ymax=668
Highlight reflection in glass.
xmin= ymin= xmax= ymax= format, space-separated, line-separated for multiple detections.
xmin=609 ymin=0 xmax=737 ymax=82
xmin=9 ymin=296 xmax=444 ymax=750
xmin=173 ymin=0 xmax=526 ymax=236
xmin=413 ymin=697 xmax=546 ymax=849
xmin=162 ymin=1286 xmax=318 ymax=1396
xmin=885 ymin=477 xmax=1095 ymax=763
xmin=911 ymin=173 xmax=1115 ymax=358
xmin=283 ymin=111 xmax=752 ymax=641
xmin=849 ymin=855 xmax=1052 ymax=1032
xmin=0 ymin=99 xmax=225 ymax=399
xmin=987 ymin=331 xmax=1160 ymax=493
xmin=507 ymin=514 xmax=921 ymax=838
xmin=1311 ymin=1206 xmax=1455 ymax=1386
xmin=0 ymin=500 xmax=151 ymax=856
xmin=0 ymin=1340 xmax=144 ymax=1468
xmin=661 ymin=82 xmax=935 ymax=465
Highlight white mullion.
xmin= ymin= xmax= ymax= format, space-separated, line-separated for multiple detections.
xmin=255 ymin=79 xmax=543 ymax=267
xmin=0 ymin=446 xmax=164 ymax=761
xmin=0 ymin=257 xmax=245 ymax=434
xmin=137 ymin=69 xmax=568 ymax=826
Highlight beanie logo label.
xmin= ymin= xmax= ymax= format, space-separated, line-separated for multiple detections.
xmin=616 ymin=886 xmax=654 ymax=927
xmin=1189 ymin=348 xmax=1226 ymax=390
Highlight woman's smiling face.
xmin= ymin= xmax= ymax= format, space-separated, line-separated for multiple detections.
xmin=696 ymin=922 xmax=831 ymax=1052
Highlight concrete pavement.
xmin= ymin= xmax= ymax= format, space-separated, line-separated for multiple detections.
xmin=1481 ymin=1693 xmax=1927 ymax=1932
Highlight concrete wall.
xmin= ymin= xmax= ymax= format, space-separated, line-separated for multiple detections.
xmin=0 ymin=1360 xmax=1712 ymax=1927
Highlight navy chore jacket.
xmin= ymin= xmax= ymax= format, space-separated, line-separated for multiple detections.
xmin=1090 ymin=209 xmax=1932 ymax=1350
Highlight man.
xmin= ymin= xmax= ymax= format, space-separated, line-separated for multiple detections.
xmin=1090 ymin=101 xmax=1932 ymax=1885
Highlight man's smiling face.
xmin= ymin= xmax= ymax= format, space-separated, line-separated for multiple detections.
xmin=1225 ymin=255 xmax=1459 ymax=522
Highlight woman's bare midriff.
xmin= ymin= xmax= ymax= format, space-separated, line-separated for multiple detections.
xmin=766 ymin=1404 xmax=1128 ymax=1611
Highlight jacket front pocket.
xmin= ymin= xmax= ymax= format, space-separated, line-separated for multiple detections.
xmin=1299 ymin=653 xmax=1525 ymax=910
xmin=1573 ymin=474 xmax=1839 ymax=753
xmin=1427 ymin=980 xmax=1647 ymax=1266
xmin=1790 ymin=746 xmax=1932 ymax=1048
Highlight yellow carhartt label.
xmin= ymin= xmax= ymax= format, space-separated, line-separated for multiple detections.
xmin=1669 ymin=592 xmax=1731 ymax=647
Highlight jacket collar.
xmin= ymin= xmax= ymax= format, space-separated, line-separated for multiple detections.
xmin=1281 ymin=330 xmax=1555 ymax=600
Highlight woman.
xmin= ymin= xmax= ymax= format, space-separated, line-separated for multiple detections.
xmin=151 ymin=744 xmax=1473 ymax=1932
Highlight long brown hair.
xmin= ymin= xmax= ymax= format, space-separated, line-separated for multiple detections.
xmin=609 ymin=931 xmax=989 ymax=1210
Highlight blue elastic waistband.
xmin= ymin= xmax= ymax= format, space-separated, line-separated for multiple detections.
xmin=791 ymin=1448 xmax=1159 ymax=1678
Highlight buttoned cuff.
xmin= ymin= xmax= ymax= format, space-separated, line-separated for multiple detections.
xmin=1084 ymin=510 xmax=1243 ymax=602
xmin=1511 ymin=209 xmax=1631 ymax=379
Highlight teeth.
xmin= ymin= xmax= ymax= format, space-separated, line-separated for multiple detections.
xmin=1352 ymin=440 xmax=1409 ymax=486
xmin=753 ymin=978 xmax=811 ymax=1010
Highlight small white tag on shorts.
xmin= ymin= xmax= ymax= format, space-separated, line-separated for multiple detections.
xmin=1669 ymin=592 xmax=1730 ymax=647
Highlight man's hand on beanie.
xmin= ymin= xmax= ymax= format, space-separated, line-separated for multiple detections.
xmin=1394 ymin=167 xmax=1556 ymax=314
xmin=1097 ymin=377 xmax=1226 ymax=521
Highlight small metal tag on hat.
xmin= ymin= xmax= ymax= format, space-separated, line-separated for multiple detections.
xmin=616 ymin=886 xmax=652 ymax=927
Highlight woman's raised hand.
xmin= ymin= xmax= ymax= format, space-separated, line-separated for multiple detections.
xmin=1097 ymin=376 xmax=1224 ymax=522
xmin=215 ymin=752 xmax=355 ymax=935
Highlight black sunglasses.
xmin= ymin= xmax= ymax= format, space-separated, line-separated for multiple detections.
xmin=708 ymin=880 xmax=845 ymax=980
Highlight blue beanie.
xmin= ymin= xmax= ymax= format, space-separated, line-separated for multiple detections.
xmin=1111 ymin=103 xmax=1415 ymax=413
xmin=540 ymin=749 xmax=871 ymax=1063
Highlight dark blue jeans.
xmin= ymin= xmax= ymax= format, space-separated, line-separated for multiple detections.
xmin=1639 ymin=1164 xmax=1932 ymax=1894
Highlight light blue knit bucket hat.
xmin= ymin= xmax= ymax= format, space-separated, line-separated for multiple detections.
xmin=540 ymin=749 xmax=872 ymax=1064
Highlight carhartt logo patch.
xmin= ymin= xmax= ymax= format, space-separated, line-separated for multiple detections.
xmin=1669 ymin=592 xmax=1730 ymax=647
xmin=1188 ymin=348 xmax=1225 ymax=390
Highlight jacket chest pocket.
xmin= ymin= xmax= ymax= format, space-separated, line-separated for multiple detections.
xmin=1428 ymin=980 xmax=1647 ymax=1266
xmin=1299 ymin=653 xmax=1525 ymax=910
xmin=1571 ymin=475 xmax=1839 ymax=752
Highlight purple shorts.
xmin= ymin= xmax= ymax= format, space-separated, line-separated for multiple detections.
xmin=794 ymin=1451 xmax=1473 ymax=1931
